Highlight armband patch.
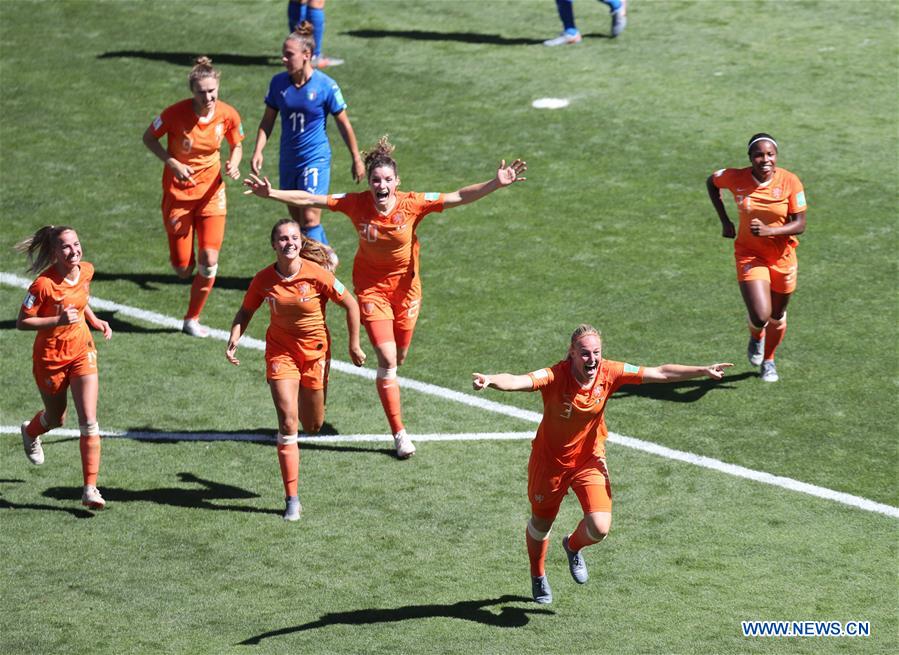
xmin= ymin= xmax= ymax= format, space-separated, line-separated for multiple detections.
xmin=713 ymin=168 xmax=725 ymax=177
xmin=331 ymin=193 xmax=346 ymax=199
xmin=333 ymin=88 xmax=346 ymax=107
xmin=424 ymin=192 xmax=440 ymax=201
xmin=531 ymin=369 xmax=549 ymax=380
xmin=238 ymin=123 xmax=244 ymax=136
xmin=333 ymin=278 xmax=346 ymax=295
xmin=794 ymin=191 xmax=806 ymax=208
xmin=624 ymin=363 xmax=640 ymax=374
xmin=152 ymin=115 xmax=162 ymax=130
xmin=22 ymin=292 xmax=35 ymax=309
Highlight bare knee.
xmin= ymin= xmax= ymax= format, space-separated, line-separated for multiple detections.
xmin=300 ymin=419 xmax=323 ymax=435
xmin=279 ymin=419 xmax=299 ymax=436
xmin=586 ymin=514 xmax=610 ymax=541
xmin=173 ymin=265 xmax=193 ymax=279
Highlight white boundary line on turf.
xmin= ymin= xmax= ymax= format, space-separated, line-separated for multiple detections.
xmin=3 ymin=272 xmax=897 ymax=520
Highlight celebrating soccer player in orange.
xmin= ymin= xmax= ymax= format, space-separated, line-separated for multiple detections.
xmin=472 ymin=324 xmax=731 ymax=604
xmin=142 ymin=56 xmax=244 ymax=338
xmin=15 ymin=226 xmax=113 ymax=510
xmin=706 ymin=133 xmax=807 ymax=382
xmin=226 ymin=218 xmax=365 ymax=521
xmin=243 ymin=136 xmax=526 ymax=458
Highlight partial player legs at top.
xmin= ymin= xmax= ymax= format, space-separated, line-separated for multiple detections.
xmin=544 ymin=0 xmax=627 ymax=46
xmin=289 ymin=0 xmax=343 ymax=68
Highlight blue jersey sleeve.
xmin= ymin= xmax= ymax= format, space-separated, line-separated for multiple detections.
xmin=326 ymin=82 xmax=347 ymax=116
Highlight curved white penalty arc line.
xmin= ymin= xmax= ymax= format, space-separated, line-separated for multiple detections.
xmin=2 ymin=272 xmax=897 ymax=519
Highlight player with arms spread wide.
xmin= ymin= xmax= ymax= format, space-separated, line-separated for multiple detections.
xmin=226 ymin=218 xmax=365 ymax=521
xmin=16 ymin=226 xmax=113 ymax=510
xmin=142 ymin=56 xmax=244 ymax=338
xmin=706 ymin=133 xmax=807 ymax=382
xmin=473 ymin=324 xmax=731 ymax=604
xmin=244 ymin=136 xmax=526 ymax=458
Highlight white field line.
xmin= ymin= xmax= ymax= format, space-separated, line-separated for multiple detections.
xmin=3 ymin=272 xmax=897 ymax=519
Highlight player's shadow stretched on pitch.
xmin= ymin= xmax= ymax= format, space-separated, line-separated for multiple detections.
xmin=91 ymin=271 xmax=252 ymax=292
xmin=342 ymin=29 xmax=544 ymax=46
xmin=614 ymin=371 xmax=757 ymax=403
xmin=98 ymin=51 xmax=278 ymax=67
xmin=42 ymin=472 xmax=281 ymax=516
xmin=0 ymin=495 xmax=95 ymax=519
xmin=239 ymin=595 xmax=553 ymax=645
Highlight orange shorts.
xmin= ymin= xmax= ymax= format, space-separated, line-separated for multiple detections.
xmin=735 ymin=250 xmax=798 ymax=294
xmin=357 ymin=276 xmax=422 ymax=335
xmin=265 ymin=335 xmax=329 ymax=389
xmin=33 ymin=347 xmax=98 ymax=395
xmin=527 ymin=454 xmax=612 ymax=520
xmin=162 ymin=187 xmax=227 ymax=269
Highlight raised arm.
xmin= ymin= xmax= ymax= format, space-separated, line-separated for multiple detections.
xmin=706 ymin=174 xmax=736 ymax=239
xmin=641 ymin=362 xmax=733 ymax=383
xmin=225 ymin=306 xmax=256 ymax=366
xmin=250 ymin=105 xmax=278 ymax=175
xmin=242 ymin=173 xmax=330 ymax=208
xmin=334 ymin=292 xmax=366 ymax=366
xmin=472 ymin=372 xmax=534 ymax=392
xmin=333 ymin=110 xmax=366 ymax=183
xmin=442 ymin=159 xmax=527 ymax=209
xmin=142 ymin=125 xmax=196 ymax=186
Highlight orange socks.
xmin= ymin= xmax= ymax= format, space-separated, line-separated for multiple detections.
xmin=79 ymin=424 xmax=101 ymax=486
xmin=567 ymin=518 xmax=604 ymax=553
xmin=376 ymin=368 xmax=404 ymax=434
xmin=748 ymin=319 xmax=765 ymax=340
xmin=25 ymin=410 xmax=49 ymax=438
xmin=276 ymin=433 xmax=300 ymax=497
xmin=526 ymin=520 xmax=550 ymax=577
xmin=185 ymin=272 xmax=216 ymax=321
xmin=763 ymin=314 xmax=787 ymax=361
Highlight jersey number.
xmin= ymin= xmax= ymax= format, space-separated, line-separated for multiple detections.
xmin=359 ymin=223 xmax=379 ymax=242
xmin=303 ymin=167 xmax=319 ymax=191
xmin=289 ymin=112 xmax=306 ymax=134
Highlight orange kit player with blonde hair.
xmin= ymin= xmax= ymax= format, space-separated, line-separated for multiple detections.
xmin=16 ymin=226 xmax=113 ymax=510
xmin=226 ymin=218 xmax=365 ymax=521
xmin=706 ymin=132 xmax=807 ymax=382
xmin=473 ymin=324 xmax=731 ymax=604
xmin=244 ymin=136 xmax=526 ymax=458
xmin=143 ymin=56 xmax=244 ymax=338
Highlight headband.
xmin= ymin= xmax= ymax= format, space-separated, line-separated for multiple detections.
xmin=748 ymin=136 xmax=778 ymax=151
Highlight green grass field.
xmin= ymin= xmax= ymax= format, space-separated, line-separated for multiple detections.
xmin=1 ymin=1 xmax=896 ymax=653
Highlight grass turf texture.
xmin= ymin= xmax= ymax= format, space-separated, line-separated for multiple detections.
xmin=1 ymin=0 xmax=896 ymax=653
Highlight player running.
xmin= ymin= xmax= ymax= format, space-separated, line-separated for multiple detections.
xmin=226 ymin=218 xmax=365 ymax=521
xmin=15 ymin=226 xmax=113 ymax=510
xmin=142 ymin=56 xmax=244 ymax=338
xmin=472 ymin=324 xmax=731 ymax=604
xmin=243 ymin=135 xmax=526 ymax=458
xmin=706 ymin=133 xmax=808 ymax=382
xmin=250 ymin=22 xmax=365 ymax=248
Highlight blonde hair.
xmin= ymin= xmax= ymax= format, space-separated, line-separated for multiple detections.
xmin=14 ymin=225 xmax=76 ymax=274
xmin=362 ymin=135 xmax=398 ymax=180
xmin=270 ymin=218 xmax=335 ymax=271
xmin=188 ymin=56 xmax=219 ymax=91
xmin=570 ymin=323 xmax=601 ymax=349
xmin=285 ymin=21 xmax=316 ymax=54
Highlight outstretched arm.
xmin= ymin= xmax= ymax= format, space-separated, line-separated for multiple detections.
xmin=442 ymin=159 xmax=527 ymax=209
xmin=472 ymin=372 xmax=534 ymax=392
xmin=706 ymin=175 xmax=735 ymax=239
xmin=242 ymin=173 xmax=330 ymax=209
xmin=333 ymin=110 xmax=366 ymax=183
xmin=641 ymin=363 xmax=733 ymax=383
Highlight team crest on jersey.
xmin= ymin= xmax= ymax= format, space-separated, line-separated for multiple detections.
xmin=391 ymin=212 xmax=405 ymax=225
xmin=307 ymin=90 xmax=317 ymax=101
xmin=772 ymin=187 xmax=782 ymax=199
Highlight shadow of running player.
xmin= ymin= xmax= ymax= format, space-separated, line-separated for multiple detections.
xmin=239 ymin=594 xmax=553 ymax=645
xmin=42 ymin=472 xmax=280 ymax=516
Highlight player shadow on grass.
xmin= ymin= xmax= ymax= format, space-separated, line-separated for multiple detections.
xmin=97 ymin=51 xmax=278 ymax=67
xmin=614 ymin=371 xmax=756 ymax=403
xmin=91 ymin=271 xmax=252 ymax=292
xmin=341 ymin=28 xmax=545 ymax=46
xmin=42 ymin=472 xmax=281 ymax=516
xmin=0 ymin=495 xmax=96 ymax=519
xmin=239 ymin=595 xmax=553 ymax=645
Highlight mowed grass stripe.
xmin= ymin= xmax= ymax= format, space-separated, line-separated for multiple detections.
xmin=4 ymin=272 xmax=897 ymax=519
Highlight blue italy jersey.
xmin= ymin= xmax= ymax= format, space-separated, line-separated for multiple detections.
xmin=264 ymin=70 xmax=347 ymax=166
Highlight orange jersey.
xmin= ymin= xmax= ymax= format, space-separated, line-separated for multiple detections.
xmin=150 ymin=98 xmax=244 ymax=201
xmin=712 ymin=166 xmax=807 ymax=262
xmin=241 ymin=260 xmax=348 ymax=354
xmin=21 ymin=262 xmax=95 ymax=365
xmin=326 ymin=191 xmax=445 ymax=292
xmin=529 ymin=359 xmax=644 ymax=468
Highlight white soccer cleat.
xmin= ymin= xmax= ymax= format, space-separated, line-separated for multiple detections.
xmin=393 ymin=429 xmax=416 ymax=459
xmin=81 ymin=485 xmax=106 ymax=510
xmin=760 ymin=360 xmax=779 ymax=383
xmin=312 ymin=55 xmax=344 ymax=68
xmin=283 ymin=496 xmax=302 ymax=521
xmin=543 ymin=32 xmax=582 ymax=47
xmin=747 ymin=336 xmax=764 ymax=366
xmin=182 ymin=318 xmax=210 ymax=338
xmin=611 ymin=0 xmax=627 ymax=38
xmin=21 ymin=421 xmax=44 ymax=465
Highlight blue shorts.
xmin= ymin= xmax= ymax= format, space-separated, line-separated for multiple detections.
xmin=280 ymin=158 xmax=331 ymax=195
